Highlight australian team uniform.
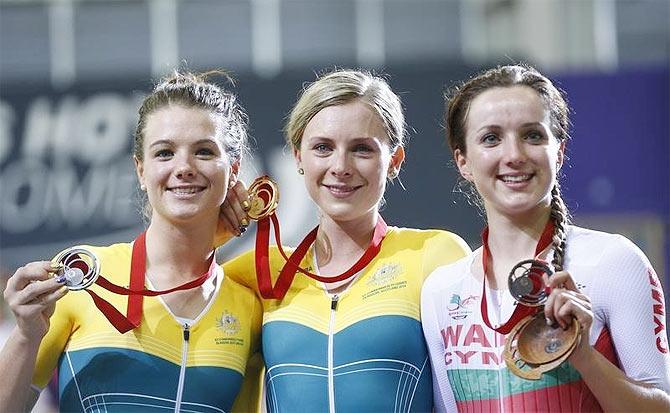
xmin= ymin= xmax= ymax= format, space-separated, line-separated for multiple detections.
xmin=421 ymin=226 xmax=670 ymax=412
xmin=32 ymin=243 xmax=262 ymax=412
xmin=225 ymin=227 xmax=470 ymax=413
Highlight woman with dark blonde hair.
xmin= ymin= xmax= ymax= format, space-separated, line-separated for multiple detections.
xmin=223 ymin=68 xmax=470 ymax=412
xmin=421 ymin=64 xmax=670 ymax=412
xmin=0 ymin=71 xmax=261 ymax=412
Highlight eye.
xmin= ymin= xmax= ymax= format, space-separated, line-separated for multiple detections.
xmin=526 ymin=131 xmax=545 ymax=143
xmin=196 ymin=147 xmax=217 ymax=157
xmin=313 ymin=143 xmax=332 ymax=154
xmin=154 ymin=149 xmax=173 ymax=159
xmin=353 ymin=144 xmax=373 ymax=153
xmin=481 ymin=133 xmax=500 ymax=146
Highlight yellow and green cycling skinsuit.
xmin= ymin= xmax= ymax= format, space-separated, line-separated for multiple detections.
xmin=33 ymin=242 xmax=262 ymax=412
xmin=225 ymin=226 xmax=470 ymax=413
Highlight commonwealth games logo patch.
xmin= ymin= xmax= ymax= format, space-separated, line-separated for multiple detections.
xmin=216 ymin=311 xmax=241 ymax=335
xmin=447 ymin=294 xmax=478 ymax=320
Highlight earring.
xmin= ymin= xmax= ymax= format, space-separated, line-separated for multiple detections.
xmin=388 ymin=169 xmax=398 ymax=179
xmin=298 ymin=168 xmax=304 ymax=175
xmin=140 ymin=184 xmax=146 ymax=191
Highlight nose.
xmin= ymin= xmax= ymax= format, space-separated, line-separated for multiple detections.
xmin=331 ymin=150 xmax=352 ymax=177
xmin=175 ymin=154 xmax=196 ymax=179
xmin=502 ymin=137 xmax=527 ymax=165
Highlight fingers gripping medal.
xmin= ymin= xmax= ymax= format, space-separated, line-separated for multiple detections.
xmin=53 ymin=247 xmax=101 ymax=290
xmin=503 ymin=260 xmax=580 ymax=380
xmin=480 ymin=223 xmax=580 ymax=380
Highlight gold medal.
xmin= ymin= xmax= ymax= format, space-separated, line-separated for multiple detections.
xmin=247 ymin=176 xmax=279 ymax=220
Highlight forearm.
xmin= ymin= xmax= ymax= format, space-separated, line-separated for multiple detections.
xmin=0 ymin=327 xmax=42 ymax=412
xmin=573 ymin=346 xmax=670 ymax=412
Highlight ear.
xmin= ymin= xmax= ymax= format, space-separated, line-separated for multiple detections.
xmin=556 ymin=140 xmax=566 ymax=171
xmin=134 ymin=156 xmax=145 ymax=189
xmin=389 ymin=146 xmax=405 ymax=175
xmin=293 ymin=146 xmax=302 ymax=169
xmin=454 ymin=149 xmax=473 ymax=181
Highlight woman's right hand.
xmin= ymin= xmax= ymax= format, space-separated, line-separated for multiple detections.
xmin=3 ymin=262 xmax=68 ymax=343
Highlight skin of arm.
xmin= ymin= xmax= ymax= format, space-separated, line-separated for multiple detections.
xmin=570 ymin=344 xmax=670 ymax=412
xmin=545 ymin=271 xmax=670 ymax=412
xmin=0 ymin=262 xmax=67 ymax=412
xmin=0 ymin=328 xmax=43 ymax=412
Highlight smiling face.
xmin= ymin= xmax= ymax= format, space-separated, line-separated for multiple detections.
xmin=295 ymin=99 xmax=404 ymax=223
xmin=455 ymin=86 xmax=564 ymax=220
xmin=135 ymin=104 xmax=238 ymax=226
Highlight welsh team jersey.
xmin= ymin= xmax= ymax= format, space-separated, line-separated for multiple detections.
xmin=421 ymin=226 xmax=670 ymax=412
xmin=32 ymin=243 xmax=262 ymax=412
xmin=224 ymin=226 xmax=470 ymax=413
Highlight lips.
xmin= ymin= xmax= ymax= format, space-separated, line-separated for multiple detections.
xmin=168 ymin=185 xmax=206 ymax=195
xmin=498 ymin=173 xmax=533 ymax=183
xmin=323 ymin=183 xmax=362 ymax=197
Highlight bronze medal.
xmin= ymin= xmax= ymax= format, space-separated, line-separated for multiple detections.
xmin=504 ymin=312 xmax=580 ymax=380
xmin=503 ymin=259 xmax=581 ymax=380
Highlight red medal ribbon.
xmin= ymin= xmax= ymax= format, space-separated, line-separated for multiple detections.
xmin=84 ymin=231 xmax=217 ymax=333
xmin=255 ymin=214 xmax=388 ymax=299
xmin=480 ymin=221 xmax=554 ymax=334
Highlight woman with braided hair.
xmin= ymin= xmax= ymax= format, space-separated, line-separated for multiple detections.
xmin=421 ymin=64 xmax=670 ymax=411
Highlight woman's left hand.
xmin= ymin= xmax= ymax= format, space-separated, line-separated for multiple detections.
xmin=543 ymin=270 xmax=595 ymax=365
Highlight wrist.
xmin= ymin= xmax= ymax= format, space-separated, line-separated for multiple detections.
xmin=12 ymin=326 xmax=45 ymax=351
xmin=568 ymin=340 xmax=596 ymax=372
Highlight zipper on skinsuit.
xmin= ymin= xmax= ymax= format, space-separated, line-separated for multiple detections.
xmin=327 ymin=295 xmax=339 ymax=413
xmin=175 ymin=323 xmax=190 ymax=413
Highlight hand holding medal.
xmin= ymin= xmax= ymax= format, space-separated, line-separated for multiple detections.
xmin=50 ymin=232 xmax=217 ymax=334
xmin=481 ymin=222 xmax=581 ymax=380
xmin=502 ymin=260 xmax=581 ymax=380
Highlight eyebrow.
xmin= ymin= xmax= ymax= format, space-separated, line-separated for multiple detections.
xmin=149 ymin=138 xmax=218 ymax=148
xmin=475 ymin=121 xmax=547 ymax=133
xmin=305 ymin=136 xmax=382 ymax=144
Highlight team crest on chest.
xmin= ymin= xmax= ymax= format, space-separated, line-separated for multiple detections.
xmin=216 ymin=311 xmax=241 ymax=335
xmin=367 ymin=263 xmax=402 ymax=287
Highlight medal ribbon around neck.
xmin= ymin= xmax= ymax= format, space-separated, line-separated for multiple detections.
xmin=480 ymin=220 xmax=554 ymax=335
xmin=56 ymin=231 xmax=217 ymax=333
xmin=249 ymin=176 xmax=388 ymax=300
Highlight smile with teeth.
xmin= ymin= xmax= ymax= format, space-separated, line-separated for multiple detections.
xmin=169 ymin=186 xmax=205 ymax=195
xmin=325 ymin=184 xmax=360 ymax=194
xmin=499 ymin=174 xmax=533 ymax=183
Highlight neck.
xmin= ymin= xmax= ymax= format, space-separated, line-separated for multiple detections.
xmin=482 ymin=206 xmax=552 ymax=287
xmin=314 ymin=210 xmax=378 ymax=269
xmin=144 ymin=216 xmax=216 ymax=280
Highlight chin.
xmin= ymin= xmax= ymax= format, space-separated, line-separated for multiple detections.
xmin=498 ymin=200 xmax=549 ymax=217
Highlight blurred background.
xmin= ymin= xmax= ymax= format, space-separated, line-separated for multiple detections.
xmin=0 ymin=0 xmax=668 ymax=408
